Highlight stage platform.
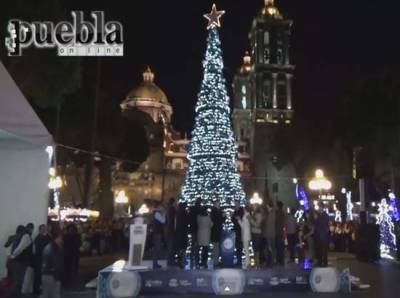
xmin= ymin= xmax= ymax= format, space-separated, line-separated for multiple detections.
xmin=95 ymin=260 xmax=359 ymax=297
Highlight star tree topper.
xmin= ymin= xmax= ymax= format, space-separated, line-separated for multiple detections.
xmin=204 ymin=4 xmax=225 ymax=30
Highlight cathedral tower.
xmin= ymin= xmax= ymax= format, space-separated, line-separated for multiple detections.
xmin=233 ymin=0 xmax=296 ymax=206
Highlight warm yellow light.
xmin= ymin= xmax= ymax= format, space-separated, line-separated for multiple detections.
xmin=48 ymin=176 xmax=62 ymax=189
xmin=138 ymin=203 xmax=150 ymax=215
xmin=49 ymin=167 xmax=56 ymax=176
xmin=250 ymin=192 xmax=263 ymax=205
xmin=115 ymin=190 xmax=129 ymax=204
xmin=309 ymin=169 xmax=332 ymax=191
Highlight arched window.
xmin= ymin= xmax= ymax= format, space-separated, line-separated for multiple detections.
xmin=264 ymin=31 xmax=270 ymax=45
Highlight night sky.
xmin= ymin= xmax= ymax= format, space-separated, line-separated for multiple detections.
xmin=8 ymin=0 xmax=400 ymax=143
xmin=59 ymin=0 xmax=400 ymax=137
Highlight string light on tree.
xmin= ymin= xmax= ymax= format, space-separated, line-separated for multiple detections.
xmin=180 ymin=4 xmax=246 ymax=228
xmin=346 ymin=191 xmax=354 ymax=221
xmin=376 ymin=198 xmax=397 ymax=255
xmin=388 ymin=192 xmax=400 ymax=221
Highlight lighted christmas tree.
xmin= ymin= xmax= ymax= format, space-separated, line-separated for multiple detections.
xmin=180 ymin=5 xmax=246 ymax=221
xmin=376 ymin=198 xmax=397 ymax=255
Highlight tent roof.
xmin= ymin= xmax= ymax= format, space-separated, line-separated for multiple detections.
xmin=0 ymin=61 xmax=52 ymax=147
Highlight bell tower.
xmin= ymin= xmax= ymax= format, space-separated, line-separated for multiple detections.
xmin=233 ymin=0 xmax=296 ymax=206
xmin=250 ymin=0 xmax=294 ymax=123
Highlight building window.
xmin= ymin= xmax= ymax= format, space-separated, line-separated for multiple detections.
xmin=240 ymin=128 xmax=245 ymax=139
xmin=277 ymin=80 xmax=287 ymax=108
xmin=261 ymin=80 xmax=271 ymax=108
xmin=172 ymin=159 xmax=182 ymax=170
xmin=242 ymin=96 xmax=247 ymax=109
xmin=241 ymin=85 xmax=247 ymax=109
xmin=264 ymin=31 xmax=270 ymax=45
xmin=277 ymin=48 xmax=283 ymax=64
xmin=264 ymin=48 xmax=270 ymax=64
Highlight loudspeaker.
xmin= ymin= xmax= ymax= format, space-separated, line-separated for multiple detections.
xmin=309 ymin=267 xmax=340 ymax=293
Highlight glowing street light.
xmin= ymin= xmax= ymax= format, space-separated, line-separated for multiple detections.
xmin=308 ymin=169 xmax=332 ymax=191
xmin=115 ymin=190 xmax=129 ymax=204
xmin=138 ymin=203 xmax=150 ymax=215
xmin=48 ymin=167 xmax=63 ymax=190
xmin=250 ymin=192 xmax=263 ymax=205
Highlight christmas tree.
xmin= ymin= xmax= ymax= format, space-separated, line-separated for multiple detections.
xmin=180 ymin=5 xmax=246 ymax=221
xmin=376 ymin=198 xmax=397 ymax=255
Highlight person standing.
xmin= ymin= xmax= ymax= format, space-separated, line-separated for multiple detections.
xmin=238 ymin=207 xmax=251 ymax=269
xmin=314 ymin=206 xmax=330 ymax=267
xmin=286 ymin=209 xmax=298 ymax=262
xmin=232 ymin=202 xmax=243 ymax=268
xmin=304 ymin=212 xmax=316 ymax=263
xmin=196 ymin=207 xmax=213 ymax=269
xmin=166 ymin=198 xmax=177 ymax=267
xmin=152 ymin=202 xmax=166 ymax=269
xmin=41 ymin=229 xmax=64 ymax=298
xmin=263 ymin=203 xmax=276 ymax=266
xmin=250 ymin=206 xmax=263 ymax=267
xmin=33 ymin=225 xmax=51 ymax=295
xmin=210 ymin=201 xmax=224 ymax=267
xmin=8 ymin=225 xmax=31 ymax=298
xmin=63 ymin=224 xmax=81 ymax=284
xmin=275 ymin=201 xmax=286 ymax=265
xmin=175 ymin=202 xmax=189 ymax=268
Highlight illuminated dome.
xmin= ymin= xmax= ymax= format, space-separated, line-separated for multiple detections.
xmin=126 ymin=67 xmax=169 ymax=105
xmin=262 ymin=0 xmax=283 ymax=19
xmin=121 ymin=67 xmax=172 ymax=124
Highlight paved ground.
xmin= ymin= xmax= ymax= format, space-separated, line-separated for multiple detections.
xmin=62 ymin=252 xmax=400 ymax=298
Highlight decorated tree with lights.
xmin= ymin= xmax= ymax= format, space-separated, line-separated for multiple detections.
xmin=376 ymin=198 xmax=397 ymax=254
xmin=180 ymin=5 xmax=246 ymax=223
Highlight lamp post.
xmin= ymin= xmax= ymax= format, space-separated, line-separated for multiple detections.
xmin=115 ymin=190 xmax=129 ymax=217
xmin=250 ymin=192 xmax=263 ymax=206
xmin=308 ymin=169 xmax=332 ymax=209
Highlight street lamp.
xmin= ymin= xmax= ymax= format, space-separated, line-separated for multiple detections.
xmin=115 ymin=190 xmax=129 ymax=204
xmin=250 ymin=192 xmax=263 ymax=205
xmin=308 ymin=169 xmax=332 ymax=192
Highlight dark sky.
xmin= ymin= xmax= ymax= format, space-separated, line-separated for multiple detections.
xmin=62 ymin=0 xmax=400 ymax=136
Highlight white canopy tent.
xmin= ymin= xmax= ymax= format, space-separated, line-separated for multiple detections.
xmin=0 ymin=61 xmax=52 ymax=278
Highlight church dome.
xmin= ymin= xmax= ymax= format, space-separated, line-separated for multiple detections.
xmin=121 ymin=67 xmax=173 ymax=125
xmin=261 ymin=0 xmax=283 ymax=19
xmin=126 ymin=67 xmax=169 ymax=105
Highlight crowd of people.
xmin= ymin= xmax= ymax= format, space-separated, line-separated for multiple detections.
xmin=149 ymin=198 xmax=357 ymax=270
xmin=2 ymin=199 xmax=359 ymax=297
xmin=2 ymin=219 xmax=131 ymax=298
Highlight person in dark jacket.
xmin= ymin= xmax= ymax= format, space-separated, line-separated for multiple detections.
xmin=33 ymin=225 xmax=51 ymax=295
xmin=152 ymin=202 xmax=166 ymax=269
xmin=8 ymin=225 xmax=32 ymax=298
xmin=211 ymin=201 xmax=224 ymax=266
xmin=314 ymin=206 xmax=330 ymax=267
xmin=166 ymin=198 xmax=177 ymax=266
xmin=275 ymin=201 xmax=286 ymax=265
xmin=174 ymin=202 xmax=189 ymax=268
xmin=232 ymin=202 xmax=243 ymax=267
xmin=63 ymin=224 xmax=81 ymax=284
xmin=41 ymin=228 xmax=64 ymax=298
